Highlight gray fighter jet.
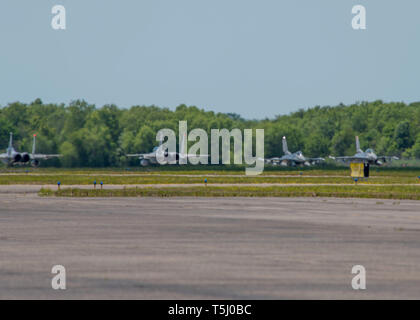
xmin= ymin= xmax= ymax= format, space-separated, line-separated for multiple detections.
xmin=126 ymin=133 xmax=208 ymax=166
xmin=0 ymin=133 xmax=61 ymax=167
xmin=329 ymin=136 xmax=399 ymax=165
xmin=266 ymin=136 xmax=325 ymax=166
xmin=126 ymin=140 xmax=178 ymax=167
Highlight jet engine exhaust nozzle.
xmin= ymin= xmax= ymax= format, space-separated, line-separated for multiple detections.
xmin=21 ymin=153 xmax=30 ymax=162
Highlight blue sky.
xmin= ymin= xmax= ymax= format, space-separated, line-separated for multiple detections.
xmin=0 ymin=1 xmax=419 ymax=118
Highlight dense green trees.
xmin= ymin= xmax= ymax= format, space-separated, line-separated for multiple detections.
xmin=0 ymin=99 xmax=418 ymax=167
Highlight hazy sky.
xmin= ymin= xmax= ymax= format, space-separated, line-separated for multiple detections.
xmin=0 ymin=1 xmax=419 ymax=118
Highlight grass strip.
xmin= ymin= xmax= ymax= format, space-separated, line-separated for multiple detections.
xmin=3 ymin=174 xmax=420 ymax=185
xmin=39 ymin=185 xmax=420 ymax=200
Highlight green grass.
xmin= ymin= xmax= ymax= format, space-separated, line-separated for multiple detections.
xmin=39 ymin=185 xmax=420 ymax=200
xmin=4 ymin=167 xmax=420 ymax=200
xmin=2 ymin=173 xmax=420 ymax=185
xmin=1 ymin=164 xmax=419 ymax=176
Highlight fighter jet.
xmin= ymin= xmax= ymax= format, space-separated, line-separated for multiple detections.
xmin=0 ymin=133 xmax=61 ymax=167
xmin=265 ymin=136 xmax=325 ymax=166
xmin=126 ymin=133 xmax=208 ymax=166
xmin=126 ymin=139 xmax=175 ymax=167
xmin=329 ymin=136 xmax=399 ymax=165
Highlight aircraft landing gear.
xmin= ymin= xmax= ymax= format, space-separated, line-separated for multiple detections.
xmin=140 ymin=159 xmax=150 ymax=167
xmin=364 ymin=163 xmax=370 ymax=178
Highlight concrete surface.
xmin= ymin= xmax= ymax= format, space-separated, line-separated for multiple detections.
xmin=0 ymin=183 xmax=418 ymax=194
xmin=0 ymin=194 xmax=419 ymax=299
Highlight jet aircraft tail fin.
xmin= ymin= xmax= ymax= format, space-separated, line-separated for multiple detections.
xmin=9 ymin=132 xmax=13 ymax=149
xmin=282 ymin=136 xmax=291 ymax=155
xmin=355 ymin=136 xmax=362 ymax=153
xmin=32 ymin=134 xmax=36 ymax=155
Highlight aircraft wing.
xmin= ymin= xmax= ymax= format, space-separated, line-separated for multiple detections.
xmin=263 ymin=157 xmax=282 ymax=164
xmin=377 ymin=156 xmax=399 ymax=162
xmin=0 ymin=153 xmax=9 ymax=159
xmin=126 ymin=153 xmax=158 ymax=161
xmin=307 ymin=157 xmax=325 ymax=163
xmin=126 ymin=153 xmax=146 ymax=157
xmin=329 ymin=155 xmax=367 ymax=162
xmin=31 ymin=154 xmax=61 ymax=160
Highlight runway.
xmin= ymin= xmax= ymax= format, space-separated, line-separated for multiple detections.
xmin=0 ymin=183 xmax=419 ymax=194
xmin=0 ymin=194 xmax=419 ymax=299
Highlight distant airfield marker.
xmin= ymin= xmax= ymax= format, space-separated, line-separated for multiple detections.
xmin=93 ymin=181 xmax=97 ymax=189
xmin=57 ymin=181 xmax=61 ymax=190
xmin=100 ymin=181 xmax=103 ymax=190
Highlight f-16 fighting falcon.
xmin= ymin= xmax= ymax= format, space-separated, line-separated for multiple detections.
xmin=265 ymin=136 xmax=325 ymax=166
xmin=0 ymin=133 xmax=61 ymax=167
xmin=126 ymin=133 xmax=208 ymax=167
xmin=329 ymin=136 xmax=399 ymax=165
xmin=126 ymin=138 xmax=176 ymax=167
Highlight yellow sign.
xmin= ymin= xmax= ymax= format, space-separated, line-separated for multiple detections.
xmin=350 ymin=162 xmax=365 ymax=177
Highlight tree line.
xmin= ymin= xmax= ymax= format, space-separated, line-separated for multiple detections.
xmin=0 ymin=99 xmax=419 ymax=167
